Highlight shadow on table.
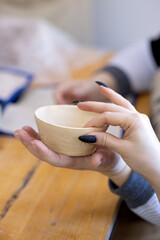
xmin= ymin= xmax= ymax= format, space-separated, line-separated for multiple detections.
xmin=110 ymin=201 xmax=160 ymax=240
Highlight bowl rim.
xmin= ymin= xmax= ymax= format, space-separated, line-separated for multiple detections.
xmin=35 ymin=105 xmax=105 ymax=130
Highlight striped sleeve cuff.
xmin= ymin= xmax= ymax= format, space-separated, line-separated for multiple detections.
xmin=132 ymin=193 xmax=160 ymax=226
xmin=108 ymin=171 xmax=155 ymax=209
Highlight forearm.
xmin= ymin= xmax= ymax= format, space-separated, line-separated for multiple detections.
xmin=151 ymin=185 xmax=160 ymax=203
xmin=146 ymin=170 xmax=160 ymax=202
xmin=139 ymin=147 xmax=160 ymax=202
xmin=109 ymin=171 xmax=160 ymax=226
xmin=105 ymin=164 xmax=132 ymax=187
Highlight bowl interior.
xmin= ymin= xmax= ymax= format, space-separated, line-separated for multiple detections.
xmin=35 ymin=105 xmax=99 ymax=128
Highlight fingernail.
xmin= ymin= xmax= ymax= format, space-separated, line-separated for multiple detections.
xmin=72 ymin=100 xmax=84 ymax=105
xmin=95 ymin=81 xmax=108 ymax=88
xmin=78 ymin=135 xmax=97 ymax=143
xmin=14 ymin=132 xmax=21 ymax=141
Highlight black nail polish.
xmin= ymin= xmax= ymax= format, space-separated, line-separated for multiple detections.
xmin=72 ymin=100 xmax=83 ymax=105
xmin=95 ymin=81 xmax=108 ymax=88
xmin=78 ymin=135 xmax=97 ymax=143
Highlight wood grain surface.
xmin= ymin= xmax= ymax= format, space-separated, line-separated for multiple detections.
xmin=0 ymin=136 xmax=120 ymax=240
xmin=0 ymin=52 xmax=150 ymax=240
xmin=0 ymin=54 xmax=121 ymax=240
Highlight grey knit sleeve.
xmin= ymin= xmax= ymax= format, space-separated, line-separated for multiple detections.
xmin=109 ymin=171 xmax=154 ymax=209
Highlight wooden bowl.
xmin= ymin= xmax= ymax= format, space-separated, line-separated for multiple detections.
xmin=35 ymin=105 xmax=106 ymax=156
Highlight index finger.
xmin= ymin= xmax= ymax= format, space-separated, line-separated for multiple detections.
xmin=99 ymin=86 xmax=136 ymax=112
xmin=78 ymin=101 xmax=129 ymax=114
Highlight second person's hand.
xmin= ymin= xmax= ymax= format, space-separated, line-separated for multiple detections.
xmin=55 ymin=72 xmax=118 ymax=104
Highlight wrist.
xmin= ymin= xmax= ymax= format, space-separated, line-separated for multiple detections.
xmin=144 ymin=163 xmax=160 ymax=201
xmin=109 ymin=165 xmax=132 ymax=187
xmin=141 ymin=148 xmax=160 ymax=199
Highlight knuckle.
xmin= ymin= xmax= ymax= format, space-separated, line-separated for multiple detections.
xmin=141 ymin=113 xmax=149 ymax=120
xmin=131 ymin=112 xmax=149 ymax=125
xmin=131 ymin=112 xmax=141 ymax=120
xmin=101 ymin=134 xmax=108 ymax=147
xmin=141 ymin=113 xmax=150 ymax=124
xmin=103 ymin=112 xmax=108 ymax=119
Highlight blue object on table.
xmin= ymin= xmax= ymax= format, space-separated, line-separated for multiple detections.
xmin=0 ymin=66 xmax=34 ymax=109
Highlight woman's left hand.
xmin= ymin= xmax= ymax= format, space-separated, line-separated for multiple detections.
xmin=77 ymin=85 xmax=160 ymax=183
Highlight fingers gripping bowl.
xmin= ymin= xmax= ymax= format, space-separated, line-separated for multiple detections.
xmin=35 ymin=105 xmax=107 ymax=156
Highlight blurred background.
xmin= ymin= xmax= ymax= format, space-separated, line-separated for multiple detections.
xmin=0 ymin=0 xmax=160 ymax=134
xmin=0 ymin=2 xmax=160 ymax=239
xmin=0 ymin=0 xmax=159 ymax=50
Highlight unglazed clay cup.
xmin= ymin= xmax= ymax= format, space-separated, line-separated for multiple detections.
xmin=35 ymin=105 xmax=107 ymax=157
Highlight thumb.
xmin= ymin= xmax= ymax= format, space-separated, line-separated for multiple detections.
xmin=79 ymin=131 xmax=123 ymax=154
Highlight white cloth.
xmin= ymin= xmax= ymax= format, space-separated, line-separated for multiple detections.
xmin=109 ymin=39 xmax=157 ymax=93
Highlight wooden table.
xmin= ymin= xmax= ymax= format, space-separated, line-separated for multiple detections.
xmin=0 ymin=55 xmax=149 ymax=240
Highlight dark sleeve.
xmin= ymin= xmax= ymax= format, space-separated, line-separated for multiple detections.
xmin=101 ymin=65 xmax=133 ymax=96
xmin=150 ymin=35 xmax=160 ymax=66
xmin=100 ymin=36 xmax=160 ymax=96
xmin=109 ymin=171 xmax=155 ymax=209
